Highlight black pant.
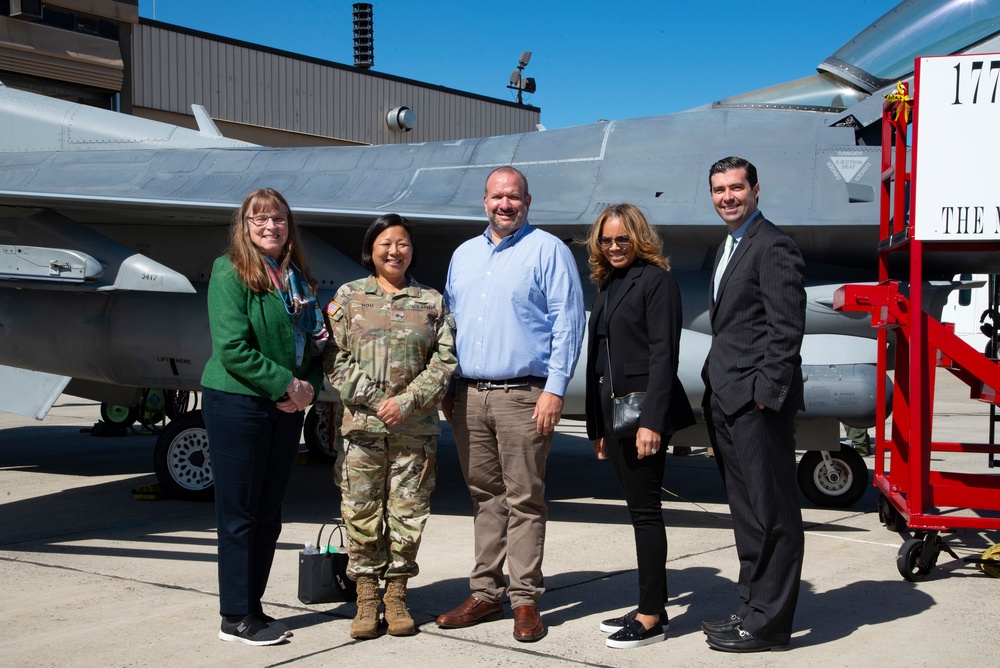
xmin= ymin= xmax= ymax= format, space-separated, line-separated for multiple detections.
xmin=710 ymin=395 xmax=803 ymax=643
xmin=604 ymin=434 xmax=669 ymax=616
xmin=203 ymin=387 xmax=303 ymax=616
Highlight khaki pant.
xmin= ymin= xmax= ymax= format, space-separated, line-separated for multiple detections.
xmin=452 ymin=380 xmax=552 ymax=607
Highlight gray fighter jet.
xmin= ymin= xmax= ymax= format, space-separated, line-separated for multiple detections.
xmin=2 ymin=0 xmax=998 ymax=502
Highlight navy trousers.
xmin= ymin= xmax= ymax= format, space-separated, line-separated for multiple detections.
xmin=202 ymin=387 xmax=303 ymax=616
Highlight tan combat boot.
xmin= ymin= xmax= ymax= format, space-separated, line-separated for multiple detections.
xmin=383 ymin=577 xmax=416 ymax=636
xmin=350 ymin=576 xmax=380 ymax=639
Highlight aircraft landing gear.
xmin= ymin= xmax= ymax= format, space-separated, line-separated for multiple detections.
xmin=797 ymin=443 xmax=868 ymax=507
xmin=150 ymin=396 xmax=339 ymax=501
xmin=153 ymin=410 xmax=213 ymax=501
xmin=100 ymin=402 xmax=140 ymax=429
xmin=303 ymin=401 xmax=340 ymax=464
xmin=100 ymin=389 xmax=172 ymax=432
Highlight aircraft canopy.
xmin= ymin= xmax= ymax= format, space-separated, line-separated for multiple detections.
xmin=716 ymin=0 xmax=1000 ymax=111
xmin=822 ymin=0 xmax=1000 ymax=92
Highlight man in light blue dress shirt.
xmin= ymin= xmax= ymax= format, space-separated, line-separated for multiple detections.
xmin=435 ymin=166 xmax=585 ymax=643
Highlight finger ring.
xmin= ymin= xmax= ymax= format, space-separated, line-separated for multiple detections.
xmin=651 ymin=448 xmax=658 ymax=454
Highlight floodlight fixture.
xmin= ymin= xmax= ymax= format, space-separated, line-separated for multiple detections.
xmin=506 ymin=51 xmax=537 ymax=104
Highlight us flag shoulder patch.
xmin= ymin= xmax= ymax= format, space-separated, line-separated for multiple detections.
xmin=325 ymin=300 xmax=343 ymax=318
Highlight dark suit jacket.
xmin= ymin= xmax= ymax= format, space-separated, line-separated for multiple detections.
xmin=585 ymin=261 xmax=695 ymax=440
xmin=707 ymin=214 xmax=806 ymax=417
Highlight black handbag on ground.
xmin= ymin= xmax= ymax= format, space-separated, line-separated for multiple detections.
xmin=297 ymin=521 xmax=357 ymax=604
xmin=603 ymin=290 xmax=645 ymax=439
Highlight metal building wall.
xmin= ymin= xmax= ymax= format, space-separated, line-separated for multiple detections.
xmin=130 ymin=21 xmax=539 ymax=146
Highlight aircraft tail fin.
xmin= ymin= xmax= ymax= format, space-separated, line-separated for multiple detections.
xmin=191 ymin=104 xmax=224 ymax=138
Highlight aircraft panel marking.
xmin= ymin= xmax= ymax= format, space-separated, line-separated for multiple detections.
xmin=378 ymin=122 xmax=616 ymax=210
xmin=828 ymin=153 xmax=872 ymax=183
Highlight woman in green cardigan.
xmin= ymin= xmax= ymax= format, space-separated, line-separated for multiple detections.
xmin=201 ymin=188 xmax=327 ymax=646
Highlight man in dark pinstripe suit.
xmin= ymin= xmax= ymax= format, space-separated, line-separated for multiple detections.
xmin=701 ymin=156 xmax=806 ymax=653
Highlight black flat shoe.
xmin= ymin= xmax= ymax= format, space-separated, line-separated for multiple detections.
xmin=599 ymin=609 xmax=670 ymax=633
xmin=606 ymin=619 xmax=665 ymax=649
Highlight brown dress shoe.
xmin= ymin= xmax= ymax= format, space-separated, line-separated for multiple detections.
xmin=436 ymin=595 xmax=503 ymax=628
xmin=512 ymin=605 xmax=546 ymax=642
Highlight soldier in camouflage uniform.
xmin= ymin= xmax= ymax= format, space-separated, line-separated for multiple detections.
xmin=325 ymin=214 xmax=457 ymax=639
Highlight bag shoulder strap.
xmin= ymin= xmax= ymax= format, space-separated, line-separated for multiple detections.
xmin=603 ymin=290 xmax=617 ymax=397
xmin=316 ymin=520 xmax=349 ymax=550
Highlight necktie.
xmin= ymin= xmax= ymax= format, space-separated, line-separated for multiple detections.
xmin=713 ymin=234 xmax=734 ymax=301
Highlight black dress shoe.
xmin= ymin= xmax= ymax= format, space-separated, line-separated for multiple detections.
xmin=701 ymin=613 xmax=742 ymax=635
xmin=706 ymin=625 xmax=789 ymax=653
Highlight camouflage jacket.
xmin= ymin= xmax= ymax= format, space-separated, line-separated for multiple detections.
xmin=325 ymin=275 xmax=457 ymax=436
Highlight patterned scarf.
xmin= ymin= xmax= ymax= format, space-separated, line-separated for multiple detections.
xmin=265 ymin=256 xmax=329 ymax=364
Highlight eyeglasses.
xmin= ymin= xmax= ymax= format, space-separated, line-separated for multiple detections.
xmin=247 ymin=214 xmax=288 ymax=227
xmin=598 ymin=235 xmax=632 ymax=250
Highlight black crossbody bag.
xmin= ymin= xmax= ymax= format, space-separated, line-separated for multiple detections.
xmin=603 ymin=290 xmax=645 ymax=439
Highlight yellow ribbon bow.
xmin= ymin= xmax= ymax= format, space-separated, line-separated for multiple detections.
xmin=883 ymin=81 xmax=912 ymax=124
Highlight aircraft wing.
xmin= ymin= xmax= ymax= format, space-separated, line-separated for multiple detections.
xmin=4 ymin=0 xmax=999 ymax=427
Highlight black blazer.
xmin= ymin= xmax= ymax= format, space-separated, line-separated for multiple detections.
xmin=707 ymin=214 xmax=806 ymax=417
xmin=585 ymin=261 xmax=695 ymax=440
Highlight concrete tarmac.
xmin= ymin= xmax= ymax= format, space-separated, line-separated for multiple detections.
xmin=1 ymin=371 xmax=999 ymax=667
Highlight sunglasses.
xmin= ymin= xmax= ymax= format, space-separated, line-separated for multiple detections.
xmin=598 ymin=235 xmax=632 ymax=250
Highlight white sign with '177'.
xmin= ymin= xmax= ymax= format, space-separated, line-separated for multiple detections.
xmin=913 ymin=53 xmax=1000 ymax=241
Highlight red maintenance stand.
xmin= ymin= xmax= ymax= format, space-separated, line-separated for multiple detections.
xmin=834 ymin=69 xmax=1000 ymax=581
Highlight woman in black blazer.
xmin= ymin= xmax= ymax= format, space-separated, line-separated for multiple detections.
xmin=584 ymin=203 xmax=695 ymax=649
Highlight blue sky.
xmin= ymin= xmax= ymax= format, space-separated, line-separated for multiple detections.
xmin=139 ymin=0 xmax=903 ymax=129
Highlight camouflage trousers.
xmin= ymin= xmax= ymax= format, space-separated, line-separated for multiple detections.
xmin=335 ymin=433 xmax=437 ymax=579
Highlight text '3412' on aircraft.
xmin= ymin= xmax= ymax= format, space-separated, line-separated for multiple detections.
xmin=1 ymin=0 xmax=999 ymax=500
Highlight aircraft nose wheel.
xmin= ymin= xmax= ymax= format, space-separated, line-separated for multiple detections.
xmin=153 ymin=410 xmax=214 ymax=501
xmin=797 ymin=443 xmax=868 ymax=507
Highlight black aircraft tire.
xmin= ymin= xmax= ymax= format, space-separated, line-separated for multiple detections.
xmin=165 ymin=390 xmax=194 ymax=420
xmin=304 ymin=402 xmax=339 ymax=465
xmin=153 ymin=410 xmax=214 ymax=501
xmin=797 ymin=444 xmax=868 ymax=508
